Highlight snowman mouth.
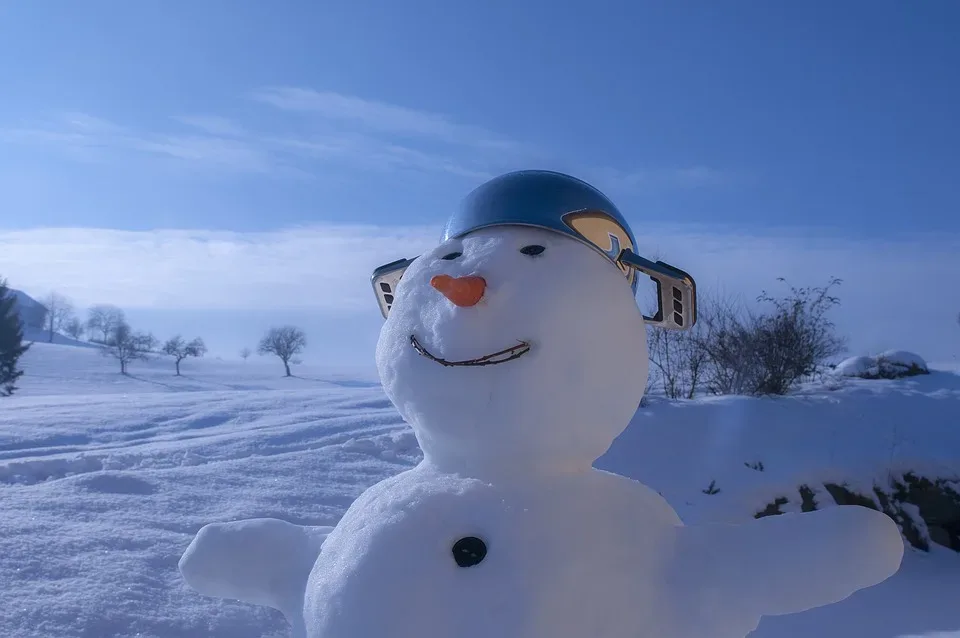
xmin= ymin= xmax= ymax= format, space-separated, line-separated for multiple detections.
xmin=410 ymin=335 xmax=531 ymax=367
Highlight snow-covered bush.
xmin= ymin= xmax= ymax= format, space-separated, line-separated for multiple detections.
xmin=834 ymin=350 xmax=929 ymax=380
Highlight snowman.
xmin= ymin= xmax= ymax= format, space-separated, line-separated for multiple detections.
xmin=179 ymin=170 xmax=904 ymax=638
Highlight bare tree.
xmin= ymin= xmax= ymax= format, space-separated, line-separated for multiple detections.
xmin=682 ymin=293 xmax=757 ymax=396
xmin=258 ymin=326 xmax=306 ymax=377
xmin=40 ymin=292 xmax=75 ymax=343
xmin=239 ymin=347 xmax=252 ymax=361
xmin=648 ymin=322 xmax=708 ymax=400
xmin=86 ymin=304 xmax=126 ymax=344
xmin=162 ymin=335 xmax=207 ymax=375
xmin=101 ymin=321 xmax=156 ymax=374
xmin=63 ymin=317 xmax=85 ymax=340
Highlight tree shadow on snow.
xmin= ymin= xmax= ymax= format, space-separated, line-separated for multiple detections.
xmin=290 ymin=374 xmax=381 ymax=389
xmin=124 ymin=374 xmax=182 ymax=390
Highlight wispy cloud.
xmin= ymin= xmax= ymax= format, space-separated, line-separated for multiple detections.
xmin=2 ymin=224 xmax=959 ymax=362
xmin=265 ymin=133 xmax=495 ymax=180
xmin=1 ymin=89 xmax=736 ymax=186
xmin=171 ymin=115 xmax=246 ymax=137
xmin=251 ymin=86 xmax=520 ymax=151
xmin=2 ymin=114 xmax=284 ymax=175
xmin=2 ymin=106 xmax=501 ymax=180
xmin=592 ymin=166 xmax=745 ymax=191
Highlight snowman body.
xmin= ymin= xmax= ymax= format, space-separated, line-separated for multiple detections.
xmin=303 ymin=464 xmax=687 ymax=638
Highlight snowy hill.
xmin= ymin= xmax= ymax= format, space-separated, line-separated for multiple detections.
xmin=21 ymin=326 xmax=103 ymax=350
xmin=1 ymin=343 xmax=958 ymax=637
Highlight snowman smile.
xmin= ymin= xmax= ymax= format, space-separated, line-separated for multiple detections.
xmin=410 ymin=335 xmax=531 ymax=367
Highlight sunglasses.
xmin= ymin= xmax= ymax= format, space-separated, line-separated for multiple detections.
xmin=371 ymin=247 xmax=697 ymax=331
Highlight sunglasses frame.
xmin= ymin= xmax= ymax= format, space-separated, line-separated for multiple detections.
xmin=371 ymin=250 xmax=697 ymax=330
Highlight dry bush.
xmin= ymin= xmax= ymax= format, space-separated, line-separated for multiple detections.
xmin=648 ymin=277 xmax=847 ymax=397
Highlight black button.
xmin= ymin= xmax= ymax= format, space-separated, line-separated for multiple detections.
xmin=452 ymin=536 xmax=487 ymax=567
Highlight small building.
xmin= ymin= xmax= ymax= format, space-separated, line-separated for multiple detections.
xmin=9 ymin=289 xmax=48 ymax=331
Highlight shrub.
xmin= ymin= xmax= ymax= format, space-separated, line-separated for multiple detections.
xmin=648 ymin=277 xmax=847 ymax=397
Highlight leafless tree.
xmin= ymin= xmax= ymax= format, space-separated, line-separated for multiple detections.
xmin=101 ymin=321 xmax=156 ymax=374
xmin=258 ymin=326 xmax=306 ymax=377
xmin=63 ymin=317 xmax=85 ymax=340
xmin=162 ymin=335 xmax=207 ymax=375
xmin=239 ymin=347 xmax=252 ymax=361
xmin=647 ymin=322 xmax=709 ymax=400
xmin=40 ymin=292 xmax=75 ymax=342
xmin=86 ymin=304 xmax=126 ymax=344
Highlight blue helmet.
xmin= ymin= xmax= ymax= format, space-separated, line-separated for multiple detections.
xmin=442 ymin=170 xmax=642 ymax=293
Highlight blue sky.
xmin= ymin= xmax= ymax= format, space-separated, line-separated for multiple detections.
xmin=1 ymin=1 xmax=958 ymax=367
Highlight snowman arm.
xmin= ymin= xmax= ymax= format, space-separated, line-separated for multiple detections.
xmin=678 ymin=506 xmax=903 ymax=617
xmin=179 ymin=517 xmax=333 ymax=616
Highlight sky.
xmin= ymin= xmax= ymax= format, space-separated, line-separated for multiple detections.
xmin=0 ymin=0 xmax=958 ymax=367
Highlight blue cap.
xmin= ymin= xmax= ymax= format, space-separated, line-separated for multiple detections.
xmin=442 ymin=170 xmax=640 ymax=292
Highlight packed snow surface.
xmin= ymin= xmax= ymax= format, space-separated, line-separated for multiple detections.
xmin=2 ymin=339 xmax=959 ymax=637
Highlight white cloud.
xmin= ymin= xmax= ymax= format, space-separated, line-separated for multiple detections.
xmin=590 ymin=166 xmax=744 ymax=191
xmin=1 ymin=94 xmax=734 ymax=187
xmin=2 ymin=223 xmax=958 ymax=363
xmin=0 ymin=224 xmax=439 ymax=313
xmin=1 ymin=114 xmax=283 ymax=175
xmin=171 ymin=115 xmax=246 ymax=137
xmin=132 ymin=135 xmax=279 ymax=174
xmin=263 ymin=133 xmax=495 ymax=180
xmin=250 ymin=87 xmax=520 ymax=151
xmin=1 ymin=107 xmax=504 ymax=180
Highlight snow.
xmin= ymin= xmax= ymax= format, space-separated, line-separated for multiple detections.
xmin=834 ymin=355 xmax=878 ymax=378
xmin=22 ymin=325 xmax=101 ymax=349
xmin=835 ymin=350 xmax=930 ymax=379
xmin=1 ymin=341 xmax=958 ymax=634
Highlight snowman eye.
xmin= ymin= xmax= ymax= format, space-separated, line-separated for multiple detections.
xmin=441 ymin=251 xmax=462 ymax=261
xmin=519 ymin=245 xmax=546 ymax=257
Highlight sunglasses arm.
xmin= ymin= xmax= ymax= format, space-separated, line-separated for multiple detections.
xmin=617 ymin=249 xmax=698 ymax=330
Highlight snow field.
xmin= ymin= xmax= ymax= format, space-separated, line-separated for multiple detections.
xmin=1 ymin=342 xmax=958 ymax=637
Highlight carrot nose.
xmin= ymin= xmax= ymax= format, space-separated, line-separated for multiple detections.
xmin=430 ymin=274 xmax=486 ymax=307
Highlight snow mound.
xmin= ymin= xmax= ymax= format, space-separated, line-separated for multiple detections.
xmin=835 ymin=350 xmax=929 ymax=379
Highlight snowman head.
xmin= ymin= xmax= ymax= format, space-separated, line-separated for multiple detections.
xmin=374 ymin=171 xmax=697 ymax=475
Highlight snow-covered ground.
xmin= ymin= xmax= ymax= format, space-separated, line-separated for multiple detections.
xmin=2 ymin=342 xmax=959 ymax=638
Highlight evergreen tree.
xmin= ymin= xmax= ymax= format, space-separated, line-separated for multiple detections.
xmin=0 ymin=278 xmax=31 ymax=397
